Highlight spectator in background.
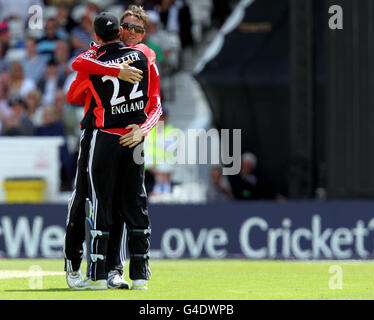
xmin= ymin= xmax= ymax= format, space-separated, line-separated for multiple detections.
xmin=206 ymin=166 xmax=233 ymax=203
xmin=1 ymin=96 xmax=34 ymax=136
xmin=70 ymin=12 xmax=94 ymax=56
xmin=0 ymin=19 xmax=10 ymax=45
xmin=37 ymin=18 xmax=68 ymax=60
xmin=38 ymin=58 xmax=65 ymax=106
xmin=144 ymin=109 xmax=177 ymax=194
xmin=36 ymin=105 xmax=74 ymax=191
xmin=228 ymin=152 xmax=262 ymax=200
xmin=45 ymin=0 xmax=77 ymax=6
xmin=144 ymin=11 xmax=166 ymax=67
xmin=0 ymin=81 xmax=11 ymax=133
xmin=54 ymin=88 xmax=79 ymax=139
xmin=54 ymin=40 xmax=73 ymax=79
xmin=8 ymin=61 xmax=36 ymax=98
xmin=123 ymin=0 xmax=160 ymax=11
xmin=22 ymin=37 xmax=48 ymax=84
xmin=160 ymin=0 xmax=193 ymax=49
xmin=151 ymin=164 xmax=174 ymax=196
xmin=146 ymin=10 xmax=181 ymax=71
xmin=0 ymin=41 xmax=8 ymax=73
xmin=0 ymin=70 xmax=9 ymax=96
xmin=36 ymin=105 xmax=65 ymax=136
xmin=85 ymin=0 xmax=102 ymax=16
xmin=25 ymin=89 xmax=43 ymax=127
xmin=55 ymin=3 xmax=78 ymax=34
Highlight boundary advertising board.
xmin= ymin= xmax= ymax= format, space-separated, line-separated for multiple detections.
xmin=0 ymin=201 xmax=373 ymax=259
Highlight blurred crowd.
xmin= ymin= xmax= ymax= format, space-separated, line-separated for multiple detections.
xmin=0 ymin=0 xmax=261 ymax=202
xmin=0 ymin=0 xmax=232 ymax=191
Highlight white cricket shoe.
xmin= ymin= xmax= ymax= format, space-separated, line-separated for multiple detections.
xmin=131 ymin=279 xmax=148 ymax=290
xmin=107 ymin=270 xmax=129 ymax=289
xmin=66 ymin=270 xmax=83 ymax=289
xmin=74 ymin=278 xmax=108 ymax=290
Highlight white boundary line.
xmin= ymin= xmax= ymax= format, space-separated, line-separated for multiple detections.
xmin=0 ymin=270 xmax=65 ymax=280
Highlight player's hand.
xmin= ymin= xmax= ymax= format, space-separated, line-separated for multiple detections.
xmin=119 ymin=124 xmax=144 ymax=148
xmin=118 ymin=60 xmax=143 ymax=84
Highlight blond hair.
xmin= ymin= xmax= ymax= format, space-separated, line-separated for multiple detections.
xmin=120 ymin=5 xmax=148 ymax=28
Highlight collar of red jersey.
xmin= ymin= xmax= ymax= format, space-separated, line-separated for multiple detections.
xmin=97 ymin=41 xmax=126 ymax=54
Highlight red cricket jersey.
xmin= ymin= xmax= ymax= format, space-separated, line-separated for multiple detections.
xmin=67 ymin=42 xmax=162 ymax=136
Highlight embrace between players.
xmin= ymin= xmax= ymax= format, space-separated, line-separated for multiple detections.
xmin=63 ymin=6 xmax=162 ymax=290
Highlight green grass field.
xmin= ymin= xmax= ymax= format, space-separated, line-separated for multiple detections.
xmin=0 ymin=259 xmax=373 ymax=300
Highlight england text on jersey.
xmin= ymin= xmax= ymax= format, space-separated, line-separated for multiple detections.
xmin=111 ymin=100 xmax=144 ymax=115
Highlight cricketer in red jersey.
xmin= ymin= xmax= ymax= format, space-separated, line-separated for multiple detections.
xmin=64 ymin=8 xmax=162 ymax=290
xmin=64 ymin=43 xmax=144 ymax=289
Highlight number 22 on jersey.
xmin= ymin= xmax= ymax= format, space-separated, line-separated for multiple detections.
xmin=102 ymin=76 xmax=144 ymax=106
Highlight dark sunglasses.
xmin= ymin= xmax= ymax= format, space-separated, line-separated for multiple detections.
xmin=121 ymin=22 xmax=145 ymax=34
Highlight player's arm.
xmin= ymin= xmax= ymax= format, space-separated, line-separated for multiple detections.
xmin=139 ymin=63 xmax=163 ymax=136
xmin=68 ymin=44 xmax=101 ymax=105
xmin=66 ymin=71 xmax=90 ymax=105
xmin=71 ymin=45 xmax=143 ymax=83
xmin=119 ymin=63 xmax=162 ymax=148
xmin=71 ymin=44 xmax=119 ymax=76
